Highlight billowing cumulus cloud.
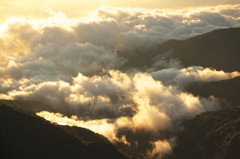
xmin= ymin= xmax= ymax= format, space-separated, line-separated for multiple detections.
xmin=1 ymin=4 xmax=240 ymax=158
xmin=3 ymin=69 xmax=233 ymax=158
xmin=1 ymin=70 xmax=226 ymax=118
xmin=1 ymin=5 xmax=240 ymax=78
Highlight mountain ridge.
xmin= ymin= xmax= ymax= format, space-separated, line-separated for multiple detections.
xmin=0 ymin=103 xmax=129 ymax=159
xmin=173 ymin=106 xmax=240 ymax=159
xmin=172 ymin=27 xmax=240 ymax=72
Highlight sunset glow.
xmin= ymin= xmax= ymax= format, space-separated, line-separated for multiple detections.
xmin=1 ymin=0 xmax=240 ymax=22
xmin=1 ymin=0 xmax=240 ymax=158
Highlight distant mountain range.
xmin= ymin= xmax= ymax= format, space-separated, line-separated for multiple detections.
xmin=169 ymin=28 xmax=240 ymax=106
xmin=121 ymin=27 xmax=240 ymax=106
xmin=163 ymin=27 xmax=240 ymax=72
xmin=162 ymin=27 xmax=240 ymax=159
xmin=119 ymin=28 xmax=240 ymax=72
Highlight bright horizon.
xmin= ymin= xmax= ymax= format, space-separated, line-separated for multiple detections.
xmin=1 ymin=0 xmax=240 ymax=22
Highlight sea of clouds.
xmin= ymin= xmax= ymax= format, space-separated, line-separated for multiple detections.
xmin=1 ymin=4 xmax=240 ymax=158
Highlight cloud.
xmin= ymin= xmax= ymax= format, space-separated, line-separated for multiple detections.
xmin=36 ymin=111 xmax=125 ymax=143
xmin=151 ymin=66 xmax=240 ymax=86
xmin=1 ymin=4 xmax=240 ymax=158
xmin=29 ymin=70 xmax=222 ymax=157
xmin=73 ymin=19 xmax=125 ymax=49
xmin=97 ymin=5 xmax=240 ymax=43
xmin=2 ymin=69 xmax=226 ymax=118
xmin=147 ymin=140 xmax=173 ymax=159
xmin=1 ymin=5 xmax=240 ymax=63
xmin=0 ymin=5 xmax=240 ymax=80
xmin=3 ymin=41 xmax=125 ymax=80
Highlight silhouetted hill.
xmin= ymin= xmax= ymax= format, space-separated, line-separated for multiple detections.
xmin=186 ymin=76 xmax=240 ymax=106
xmin=179 ymin=27 xmax=240 ymax=71
xmin=0 ymin=104 xmax=128 ymax=159
xmin=173 ymin=106 xmax=240 ymax=159
xmin=161 ymin=27 xmax=240 ymax=72
xmin=0 ymin=100 xmax=56 ymax=113
xmin=119 ymin=28 xmax=240 ymax=72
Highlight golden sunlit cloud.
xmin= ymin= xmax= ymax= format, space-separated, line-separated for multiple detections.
xmin=147 ymin=140 xmax=173 ymax=158
xmin=36 ymin=111 xmax=131 ymax=145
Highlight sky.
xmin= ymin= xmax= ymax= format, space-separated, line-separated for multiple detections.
xmin=1 ymin=1 xmax=240 ymax=158
xmin=1 ymin=0 xmax=240 ymax=22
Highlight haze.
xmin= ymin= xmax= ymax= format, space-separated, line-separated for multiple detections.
xmin=1 ymin=0 xmax=240 ymax=22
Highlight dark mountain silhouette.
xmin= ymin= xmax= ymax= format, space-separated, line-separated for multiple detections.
xmin=119 ymin=28 xmax=240 ymax=72
xmin=0 ymin=99 xmax=56 ymax=113
xmin=173 ymin=106 xmax=240 ymax=159
xmin=0 ymin=103 xmax=129 ymax=159
xmin=1 ymin=100 xmax=239 ymax=159
xmin=186 ymin=76 xmax=240 ymax=106
xmin=154 ymin=27 xmax=240 ymax=72
xmin=171 ymin=28 xmax=240 ymax=72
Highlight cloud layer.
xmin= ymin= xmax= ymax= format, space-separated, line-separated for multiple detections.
xmin=1 ymin=4 xmax=240 ymax=158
